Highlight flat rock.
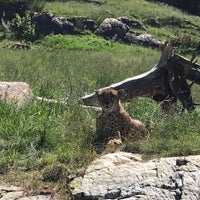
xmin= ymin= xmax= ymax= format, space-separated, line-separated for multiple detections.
xmin=123 ymin=33 xmax=163 ymax=48
xmin=0 ymin=184 xmax=52 ymax=200
xmin=70 ymin=152 xmax=200 ymax=200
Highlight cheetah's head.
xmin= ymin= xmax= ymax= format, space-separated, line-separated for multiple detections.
xmin=95 ymin=88 xmax=125 ymax=111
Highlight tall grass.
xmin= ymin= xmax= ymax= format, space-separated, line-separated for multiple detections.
xmin=0 ymin=36 xmax=160 ymax=173
xmin=0 ymin=0 xmax=200 ymax=197
xmin=0 ymin=36 xmax=200 ymax=167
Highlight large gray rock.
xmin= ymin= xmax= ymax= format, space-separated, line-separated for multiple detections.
xmin=32 ymin=13 xmax=74 ymax=36
xmin=95 ymin=18 xmax=129 ymax=39
xmin=70 ymin=152 xmax=200 ymax=199
xmin=0 ymin=82 xmax=33 ymax=105
xmin=68 ymin=16 xmax=96 ymax=32
xmin=123 ymin=33 xmax=163 ymax=48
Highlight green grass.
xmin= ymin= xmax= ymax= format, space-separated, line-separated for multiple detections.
xmin=43 ymin=0 xmax=200 ymax=53
xmin=0 ymin=0 xmax=200 ymax=198
xmin=0 ymin=37 xmax=161 ymax=175
xmin=42 ymin=34 xmax=114 ymax=50
xmin=0 ymin=35 xmax=200 ymax=165
xmin=124 ymin=98 xmax=200 ymax=158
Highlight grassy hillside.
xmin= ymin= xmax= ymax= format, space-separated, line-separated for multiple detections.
xmin=0 ymin=0 xmax=200 ymax=199
xmin=43 ymin=0 xmax=200 ymax=52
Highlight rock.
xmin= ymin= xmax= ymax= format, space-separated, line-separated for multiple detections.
xmin=118 ymin=16 xmax=146 ymax=30
xmin=68 ymin=16 xmax=96 ymax=32
xmin=70 ymin=152 xmax=200 ymax=199
xmin=0 ymin=184 xmax=53 ymax=200
xmin=83 ymin=19 xmax=96 ymax=32
xmin=0 ymin=191 xmax=24 ymax=200
xmin=123 ymin=33 xmax=163 ymax=48
xmin=0 ymin=82 xmax=33 ymax=105
xmin=95 ymin=18 xmax=129 ymax=39
xmin=19 ymin=195 xmax=52 ymax=200
xmin=95 ymin=17 xmax=163 ymax=49
xmin=32 ymin=13 xmax=74 ymax=36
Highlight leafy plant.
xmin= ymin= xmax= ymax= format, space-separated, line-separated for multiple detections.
xmin=10 ymin=14 xmax=35 ymax=41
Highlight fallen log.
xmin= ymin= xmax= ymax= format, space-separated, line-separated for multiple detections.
xmin=80 ymin=43 xmax=200 ymax=111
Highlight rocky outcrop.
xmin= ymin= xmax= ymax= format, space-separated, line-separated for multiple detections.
xmin=95 ymin=17 xmax=162 ymax=48
xmin=68 ymin=16 xmax=96 ymax=32
xmin=0 ymin=82 xmax=33 ymax=105
xmin=95 ymin=18 xmax=129 ymax=39
xmin=0 ymin=185 xmax=52 ymax=200
xmin=31 ymin=13 xmax=163 ymax=49
xmin=118 ymin=16 xmax=146 ymax=31
xmin=123 ymin=33 xmax=163 ymax=48
xmin=32 ymin=13 xmax=74 ymax=36
xmin=70 ymin=152 xmax=200 ymax=200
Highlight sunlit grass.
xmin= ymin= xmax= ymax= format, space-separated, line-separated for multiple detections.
xmin=0 ymin=0 xmax=200 ymax=198
xmin=43 ymin=0 xmax=200 ymax=53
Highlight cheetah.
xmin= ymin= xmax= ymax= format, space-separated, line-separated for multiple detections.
xmin=94 ymin=88 xmax=148 ymax=147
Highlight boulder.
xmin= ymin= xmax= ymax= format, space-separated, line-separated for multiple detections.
xmin=70 ymin=152 xmax=200 ymax=199
xmin=0 ymin=82 xmax=33 ymax=105
xmin=32 ymin=13 xmax=74 ymax=36
xmin=123 ymin=33 xmax=163 ymax=48
xmin=68 ymin=16 xmax=96 ymax=32
xmin=118 ymin=16 xmax=146 ymax=30
xmin=95 ymin=18 xmax=129 ymax=39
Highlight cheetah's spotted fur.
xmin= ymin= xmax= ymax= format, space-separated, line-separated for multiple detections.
xmin=95 ymin=88 xmax=148 ymax=146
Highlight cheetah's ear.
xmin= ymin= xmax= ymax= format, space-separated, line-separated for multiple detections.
xmin=118 ymin=89 xmax=125 ymax=97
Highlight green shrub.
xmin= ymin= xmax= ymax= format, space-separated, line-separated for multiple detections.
xmin=10 ymin=14 xmax=35 ymax=41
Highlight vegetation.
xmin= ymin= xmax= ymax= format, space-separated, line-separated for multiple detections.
xmin=0 ymin=0 xmax=200 ymax=199
xmin=147 ymin=0 xmax=200 ymax=16
xmin=10 ymin=14 xmax=35 ymax=41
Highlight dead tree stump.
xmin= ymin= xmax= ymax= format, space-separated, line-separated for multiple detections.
xmin=80 ymin=43 xmax=200 ymax=112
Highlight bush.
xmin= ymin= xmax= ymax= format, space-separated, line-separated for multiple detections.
xmin=10 ymin=14 xmax=35 ymax=41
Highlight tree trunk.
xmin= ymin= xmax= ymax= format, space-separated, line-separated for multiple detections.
xmin=80 ymin=43 xmax=200 ymax=111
